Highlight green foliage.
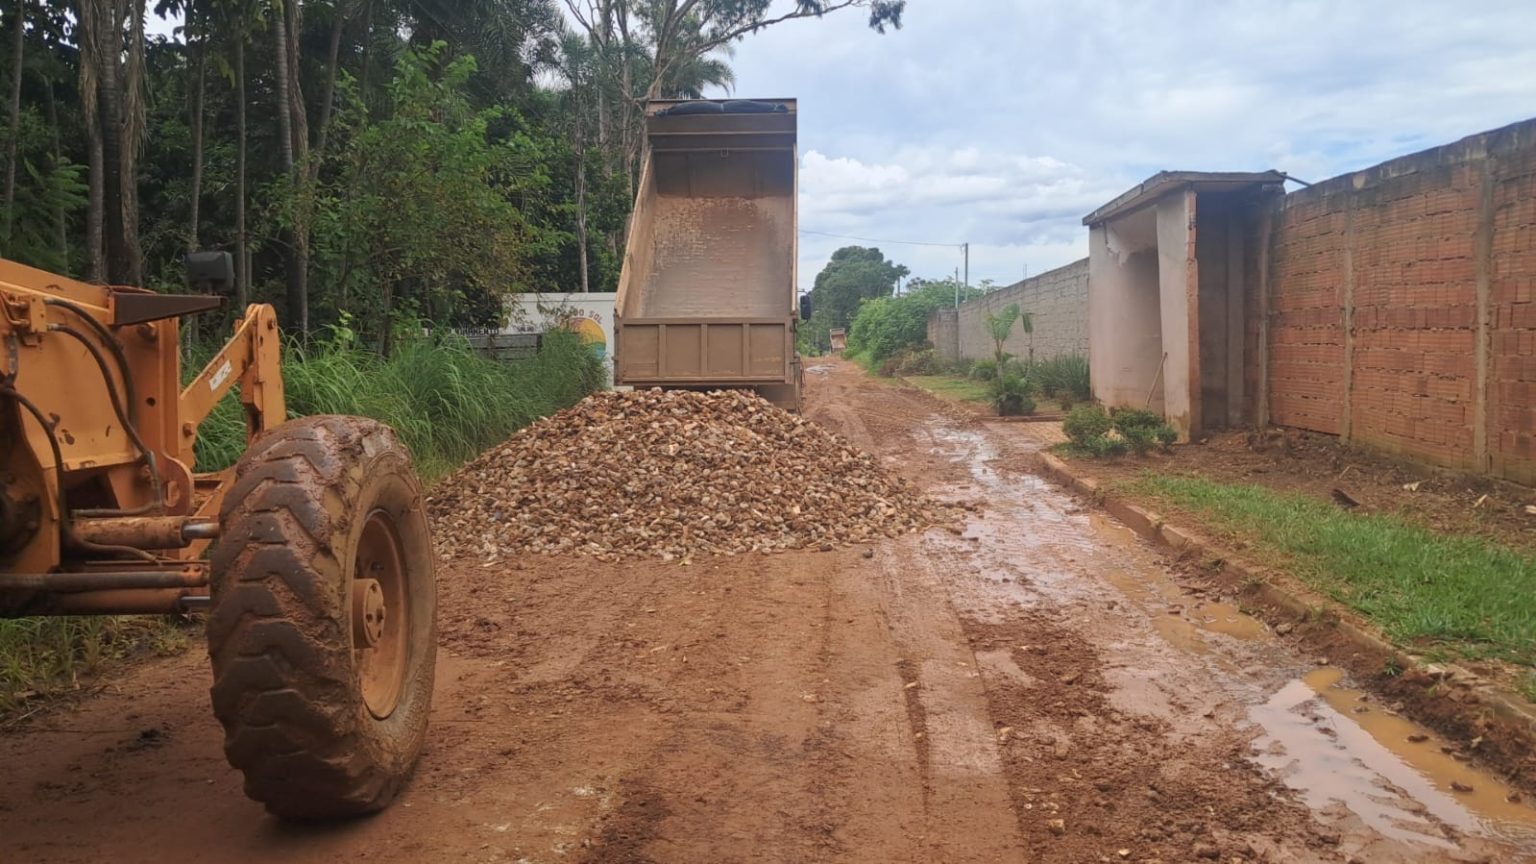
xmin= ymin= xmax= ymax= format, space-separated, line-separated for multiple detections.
xmin=845 ymin=278 xmax=984 ymax=363
xmin=1063 ymin=405 xmax=1112 ymax=443
xmin=1034 ymin=355 xmax=1090 ymax=401
xmin=800 ymin=246 xmax=909 ymax=353
xmin=1079 ymin=435 xmax=1129 ymax=458
xmin=984 ymin=303 xmax=1020 ymax=368
xmin=195 ymin=330 xmax=603 ymax=482
xmin=1110 ymin=408 xmax=1164 ymax=432
xmin=1128 ymin=474 xmax=1536 ymax=667
xmin=969 ymin=358 xmax=998 ymax=381
xmin=0 ymin=616 xmax=192 ymax=718
xmin=990 ymin=373 xmax=1035 ymax=416
xmin=1111 ymin=408 xmax=1177 ymax=454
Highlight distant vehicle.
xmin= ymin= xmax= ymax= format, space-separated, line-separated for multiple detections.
xmin=829 ymin=327 xmax=847 ymax=353
xmin=613 ymin=98 xmax=804 ymax=409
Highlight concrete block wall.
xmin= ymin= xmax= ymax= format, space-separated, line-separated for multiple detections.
xmin=1263 ymin=117 xmax=1536 ymax=483
xmin=947 ymin=258 xmax=1089 ymax=365
xmin=928 ymin=307 xmax=959 ymax=363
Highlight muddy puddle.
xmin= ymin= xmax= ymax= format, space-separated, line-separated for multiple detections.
xmin=1253 ymin=666 xmax=1536 ymax=850
xmin=923 ymin=419 xmax=1536 ymax=858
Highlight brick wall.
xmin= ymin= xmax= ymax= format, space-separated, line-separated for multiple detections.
xmin=948 ymin=258 xmax=1089 ymax=364
xmin=1263 ymin=118 xmax=1536 ymax=483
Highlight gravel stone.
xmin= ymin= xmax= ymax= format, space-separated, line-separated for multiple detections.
xmin=428 ymin=389 xmax=951 ymax=562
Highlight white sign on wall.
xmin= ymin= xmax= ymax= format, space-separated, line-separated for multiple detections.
xmin=504 ymin=292 xmax=618 ymax=385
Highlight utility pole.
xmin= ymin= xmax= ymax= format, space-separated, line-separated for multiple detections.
xmin=963 ymin=242 xmax=969 ymax=293
xmin=954 ymin=266 xmax=960 ymax=308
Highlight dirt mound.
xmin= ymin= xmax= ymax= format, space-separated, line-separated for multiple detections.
xmin=427 ymin=389 xmax=949 ymax=561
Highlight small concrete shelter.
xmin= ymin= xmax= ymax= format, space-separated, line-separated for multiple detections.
xmin=1084 ymin=171 xmax=1286 ymax=439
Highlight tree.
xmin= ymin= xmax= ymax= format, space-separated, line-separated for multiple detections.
xmin=984 ymin=302 xmax=1018 ymax=370
xmin=3 ymin=0 xmax=25 ymax=245
xmin=800 ymin=245 xmax=906 ymax=352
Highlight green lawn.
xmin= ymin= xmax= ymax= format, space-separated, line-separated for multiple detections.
xmin=1124 ymin=474 xmax=1536 ymax=669
xmin=905 ymin=374 xmax=991 ymax=404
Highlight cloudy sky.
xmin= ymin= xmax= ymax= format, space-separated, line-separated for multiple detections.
xmin=706 ymin=1 xmax=1536 ymax=289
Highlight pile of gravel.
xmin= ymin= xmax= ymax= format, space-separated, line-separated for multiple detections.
xmin=427 ymin=389 xmax=947 ymax=562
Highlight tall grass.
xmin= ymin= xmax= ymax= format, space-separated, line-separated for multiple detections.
xmin=1 ymin=331 xmax=602 ymax=719
xmin=197 ymin=330 xmax=602 ymax=480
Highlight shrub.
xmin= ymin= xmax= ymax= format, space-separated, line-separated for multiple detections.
xmin=1120 ymin=424 xmax=1158 ymax=456
xmin=1081 ymin=435 xmax=1128 ymax=458
xmin=1111 ymin=408 xmax=1164 ymax=433
xmin=1111 ymin=408 xmax=1177 ymax=453
xmin=1063 ymin=405 xmax=1112 ymax=443
xmin=1058 ymin=394 xmax=1074 ymax=411
xmin=970 ymin=358 xmax=998 ymax=381
xmin=1035 ymin=354 xmax=1090 ymax=401
xmin=990 ymin=373 xmax=1035 ymax=416
xmin=897 ymin=348 xmax=938 ymax=376
xmin=845 ymin=279 xmax=984 ymax=362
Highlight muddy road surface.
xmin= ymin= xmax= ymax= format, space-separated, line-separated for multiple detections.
xmin=3 ymin=359 xmax=1535 ymax=863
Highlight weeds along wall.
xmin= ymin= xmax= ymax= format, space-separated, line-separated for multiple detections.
xmin=1261 ymin=118 xmax=1536 ymax=484
xmin=933 ymin=258 xmax=1090 ymax=365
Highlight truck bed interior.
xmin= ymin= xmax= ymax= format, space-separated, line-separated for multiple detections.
xmin=623 ymin=149 xmax=795 ymax=320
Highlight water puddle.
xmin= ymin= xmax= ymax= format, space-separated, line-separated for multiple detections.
xmin=922 ymin=416 xmax=1536 ymax=856
xmin=1251 ymin=666 xmax=1536 ymax=850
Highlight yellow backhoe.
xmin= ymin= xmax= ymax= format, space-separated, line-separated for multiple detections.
xmin=0 ymin=254 xmax=437 ymax=820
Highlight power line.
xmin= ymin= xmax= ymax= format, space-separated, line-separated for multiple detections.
xmin=797 ymin=228 xmax=964 ymax=249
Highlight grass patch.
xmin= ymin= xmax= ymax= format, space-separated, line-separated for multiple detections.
xmin=905 ymin=374 xmax=991 ymax=404
xmin=1126 ymin=473 xmax=1536 ymax=668
xmin=2 ymin=330 xmax=602 ymax=720
xmin=0 ymin=618 xmax=192 ymax=719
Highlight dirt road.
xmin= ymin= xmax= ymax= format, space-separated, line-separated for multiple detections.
xmin=3 ymin=359 xmax=1534 ymax=863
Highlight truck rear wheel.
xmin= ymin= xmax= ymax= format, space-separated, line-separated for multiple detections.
xmin=206 ymin=416 xmax=437 ymax=820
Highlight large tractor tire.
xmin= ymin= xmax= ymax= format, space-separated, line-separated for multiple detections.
xmin=206 ymin=416 xmax=437 ymax=820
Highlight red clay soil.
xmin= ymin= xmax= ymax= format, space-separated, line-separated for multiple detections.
xmin=0 ymin=360 xmax=1530 ymax=863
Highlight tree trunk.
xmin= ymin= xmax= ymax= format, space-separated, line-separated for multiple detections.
xmin=118 ymin=0 xmax=145 ymax=285
xmin=93 ymin=0 xmax=130 ymax=284
xmin=284 ymin=0 xmax=310 ymax=336
xmin=573 ymin=101 xmax=590 ymax=293
xmin=310 ymin=0 xmax=346 ymax=179
xmin=187 ymin=8 xmax=206 ymax=252
xmin=270 ymin=0 xmax=308 ymax=334
xmin=3 ymin=0 xmax=24 ymax=246
xmin=234 ymin=27 xmax=248 ymax=307
xmin=44 ymin=78 xmax=67 ymax=268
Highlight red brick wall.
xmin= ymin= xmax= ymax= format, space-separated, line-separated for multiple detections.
xmin=1263 ymin=119 xmax=1536 ymax=482
xmin=1268 ymin=194 xmax=1347 ymax=435
xmin=1490 ymin=142 xmax=1536 ymax=484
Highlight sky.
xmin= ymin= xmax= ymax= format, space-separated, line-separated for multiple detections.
xmin=703 ymin=0 xmax=1536 ymax=289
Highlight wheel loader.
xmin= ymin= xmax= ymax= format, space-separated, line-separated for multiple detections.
xmin=0 ymin=254 xmax=437 ymax=820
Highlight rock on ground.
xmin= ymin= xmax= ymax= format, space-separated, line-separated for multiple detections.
xmin=427 ymin=388 xmax=950 ymax=562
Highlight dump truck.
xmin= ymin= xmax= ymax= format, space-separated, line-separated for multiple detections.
xmin=614 ymin=98 xmax=805 ymax=409
xmin=0 ymin=255 xmax=437 ymax=820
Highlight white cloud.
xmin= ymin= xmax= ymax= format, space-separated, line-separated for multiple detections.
xmin=701 ymin=0 xmax=1536 ymax=288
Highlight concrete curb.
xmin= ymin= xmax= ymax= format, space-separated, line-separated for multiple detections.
xmin=1036 ymin=452 xmax=1536 ymax=752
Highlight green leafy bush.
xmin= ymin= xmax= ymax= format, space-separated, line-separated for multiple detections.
xmin=990 ymin=374 xmax=1035 ymax=416
xmin=1081 ymin=435 xmax=1129 ymax=458
xmin=1063 ymin=405 xmax=1112 ymax=443
xmin=1111 ymin=408 xmax=1178 ymax=453
xmin=845 ymin=279 xmax=984 ymax=362
xmin=969 ymin=358 xmax=998 ymax=381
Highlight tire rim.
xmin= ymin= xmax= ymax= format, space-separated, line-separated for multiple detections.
xmin=354 ymin=509 xmax=409 ymax=719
